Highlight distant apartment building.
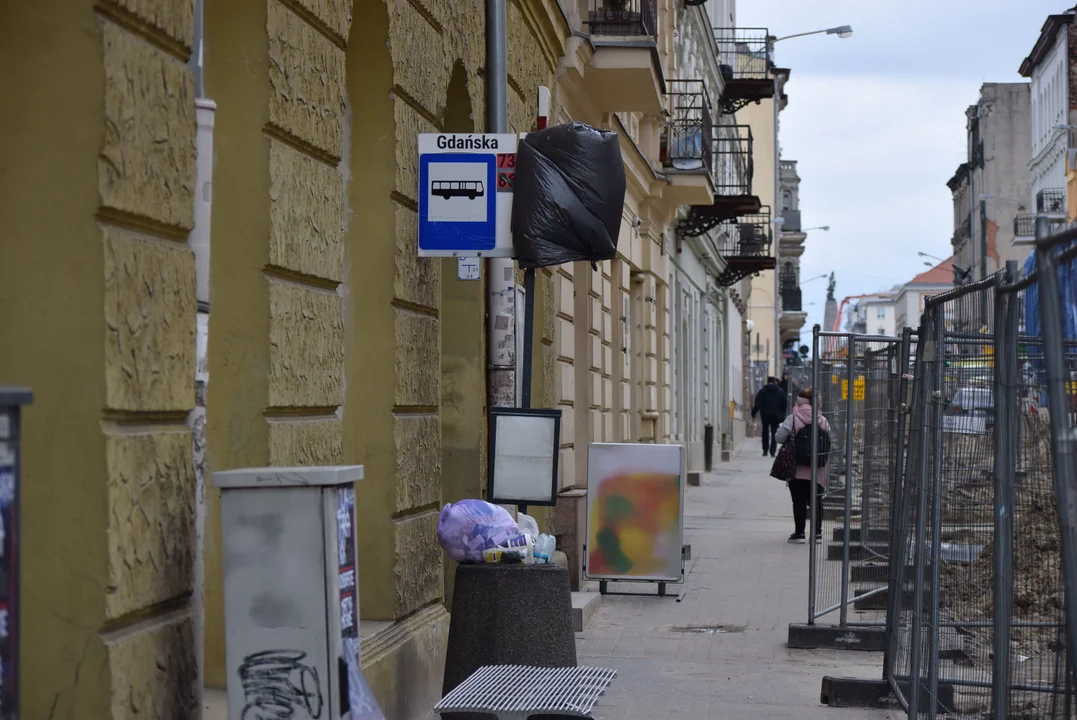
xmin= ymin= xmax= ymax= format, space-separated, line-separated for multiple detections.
xmin=778 ymin=160 xmax=809 ymax=359
xmin=946 ymin=83 xmax=1032 ymax=291
xmin=743 ymin=64 xmax=790 ymax=386
xmin=894 ymin=258 xmax=956 ymax=331
xmin=847 ymin=293 xmax=897 ymax=337
xmin=1019 ymin=8 xmax=1076 ymax=232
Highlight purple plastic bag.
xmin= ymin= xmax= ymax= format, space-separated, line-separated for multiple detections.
xmin=437 ymin=499 xmax=527 ymax=564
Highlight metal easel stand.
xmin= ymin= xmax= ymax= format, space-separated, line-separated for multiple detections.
xmin=586 ymin=545 xmax=691 ymax=602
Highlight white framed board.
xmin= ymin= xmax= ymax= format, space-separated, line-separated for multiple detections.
xmin=584 ymin=443 xmax=685 ymax=583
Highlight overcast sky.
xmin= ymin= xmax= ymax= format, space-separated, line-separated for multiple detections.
xmin=734 ymin=0 xmax=1066 ymax=340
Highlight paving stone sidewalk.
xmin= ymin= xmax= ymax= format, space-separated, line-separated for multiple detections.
xmin=578 ymin=445 xmax=896 ymax=720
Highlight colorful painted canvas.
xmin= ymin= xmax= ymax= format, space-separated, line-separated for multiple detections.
xmin=585 ymin=443 xmax=685 ymax=582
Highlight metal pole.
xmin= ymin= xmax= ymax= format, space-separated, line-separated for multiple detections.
xmin=189 ymin=0 xmax=204 ymax=97
xmin=521 ymin=269 xmax=535 ymax=408
xmin=485 ymin=0 xmax=516 ymax=409
xmin=808 ymin=324 xmax=821 ymax=624
xmin=992 ymin=264 xmax=1018 ymax=719
xmin=980 ymin=198 xmax=989 ymax=328
xmin=908 ymin=313 xmax=937 ymax=719
xmin=839 ymin=340 xmax=855 ymax=626
xmin=927 ymin=309 xmax=947 ymax=718
xmin=884 ymin=327 xmax=913 ymax=681
xmin=1034 ymin=215 xmax=1077 ymax=684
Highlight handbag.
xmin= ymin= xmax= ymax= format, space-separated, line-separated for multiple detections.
xmin=769 ymin=417 xmax=798 ymax=482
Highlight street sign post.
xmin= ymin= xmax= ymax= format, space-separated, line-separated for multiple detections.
xmin=417 ymin=133 xmax=517 ymax=257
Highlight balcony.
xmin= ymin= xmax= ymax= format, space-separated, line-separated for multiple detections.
xmin=1014 ymin=213 xmax=1036 ymax=241
xmin=659 ymin=80 xmax=715 ymax=206
xmin=781 ymin=285 xmax=802 ymax=312
xmin=780 ymin=283 xmax=807 ymax=344
xmin=714 ymin=28 xmax=774 ymax=115
xmin=582 ymin=0 xmax=663 ymax=113
xmin=1037 ymin=188 xmax=1066 ymax=215
xmin=713 ymin=206 xmax=776 ymax=286
xmin=781 ymin=209 xmax=801 ymax=232
xmin=675 ymin=124 xmax=760 ymax=238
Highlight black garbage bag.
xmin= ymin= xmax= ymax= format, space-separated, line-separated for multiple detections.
xmin=511 ymin=122 xmax=626 ymax=270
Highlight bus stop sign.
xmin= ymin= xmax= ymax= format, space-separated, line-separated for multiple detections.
xmin=417 ymin=133 xmax=517 ymax=257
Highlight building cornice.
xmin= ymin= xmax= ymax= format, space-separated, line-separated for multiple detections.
xmin=513 ymin=0 xmax=573 ymax=73
xmin=1019 ymin=12 xmax=1074 ymax=77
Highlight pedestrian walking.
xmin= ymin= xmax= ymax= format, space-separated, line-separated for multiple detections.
xmin=774 ymin=388 xmax=831 ymax=544
xmin=751 ymin=377 xmax=787 ymax=457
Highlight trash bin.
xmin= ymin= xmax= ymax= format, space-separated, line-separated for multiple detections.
xmin=0 ymin=387 xmax=31 ymax=719
xmin=213 ymin=465 xmax=370 ymax=720
xmin=441 ymin=564 xmax=576 ymax=720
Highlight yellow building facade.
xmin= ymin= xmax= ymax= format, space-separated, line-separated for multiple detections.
xmin=0 ymin=0 xmax=772 ymax=716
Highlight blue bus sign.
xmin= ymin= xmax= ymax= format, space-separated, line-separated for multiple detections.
xmin=417 ymin=134 xmax=517 ymax=257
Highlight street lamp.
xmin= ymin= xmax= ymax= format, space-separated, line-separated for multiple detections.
xmin=766 ymin=26 xmax=849 ymax=375
xmin=917 ymin=251 xmax=947 ymax=264
xmin=774 ymin=25 xmax=853 ymax=43
xmin=801 ymin=273 xmax=829 ymax=284
xmin=803 ymin=225 xmax=830 ymax=232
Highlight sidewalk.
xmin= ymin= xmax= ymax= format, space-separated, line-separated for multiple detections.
xmin=578 ymin=445 xmax=894 ymax=720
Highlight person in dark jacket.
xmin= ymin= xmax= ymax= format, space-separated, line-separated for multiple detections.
xmin=752 ymin=377 xmax=787 ymax=457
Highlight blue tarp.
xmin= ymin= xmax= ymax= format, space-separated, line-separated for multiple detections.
xmin=1021 ymin=245 xmax=1077 ymax=340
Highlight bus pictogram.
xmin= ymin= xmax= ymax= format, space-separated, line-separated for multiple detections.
xmin=431 ymin=180 xmax=485 ymax=200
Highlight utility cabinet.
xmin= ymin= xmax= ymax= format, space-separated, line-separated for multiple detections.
xmin=214 ymin=465 xmax=368 ymax=720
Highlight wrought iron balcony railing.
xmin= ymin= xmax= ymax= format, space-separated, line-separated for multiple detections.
xmin=716 ymin=210 xmax=772 ymax=258
xmin=1014 ymin=213 xmax=1036 ymax=238
xmin=714 ymin=27 xmax=771 ymax=81
xmin=587 ymin=0 xmax=657 ymax=37
xmin=712 ymin=206 xmax=775 ymax=286
xmin=781 ymin=286 xmax=803 ymax=313
xmin=712 ymin=123 xmax=754 ymax=197
xmin=781 ymin=209 xmax=801 ymax=232
xmin=673 ymin=123 xmax=757 ymax=238
xmin=713 ymin=27 xmax=773 ymax=115
xmin=662 ymin=80 xmax=714 ymax=175
xmin=1036 ymin=188 xmax=1066 ymax=214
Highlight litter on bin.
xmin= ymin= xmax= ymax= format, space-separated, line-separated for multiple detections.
xmin=437 ymin=499 xmax=527 ymax=564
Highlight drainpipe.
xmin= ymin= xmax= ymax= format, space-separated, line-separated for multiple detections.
xmin=187 ymin=1 xmax=211 ymax=710
xmin=772 ymin=65 xmax=782 ymax=378
xmin=190 ymin=97 xmax=214 ymax=718
xmin=967 ymin=110 xmax=976 ymax=287
xmin=486 ymin=0 xmax=516 ymax=408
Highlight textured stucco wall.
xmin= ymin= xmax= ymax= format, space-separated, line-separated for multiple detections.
xmin=202 ymin=0 xmax=566 ymax=714
xmin=1 ymin=0 xmax=199 ymax=716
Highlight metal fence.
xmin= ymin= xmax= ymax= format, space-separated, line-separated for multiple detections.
xmin=882 ymin=247 xmax=1077 ymax=717
xmin=802 ymin=331 xmax=909 ymax=634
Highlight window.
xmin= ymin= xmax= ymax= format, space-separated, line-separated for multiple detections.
xmin=878 ymin=327 xmax=886 ymax=335
xmin=782 ymin=190 xmax=792 ymax=211
xmin=876 ymin=307 xmax=886 ymax=319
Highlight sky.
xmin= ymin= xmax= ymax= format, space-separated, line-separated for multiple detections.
xmin=734 ymin=0 xmax=1067 ymax=339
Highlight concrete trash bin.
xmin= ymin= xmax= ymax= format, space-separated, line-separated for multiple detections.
xmin=441 ymin=564 xmax=577 ymax=720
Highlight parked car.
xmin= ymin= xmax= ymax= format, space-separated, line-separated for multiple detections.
xmin=944 ymin=387 xmax=995 ymax=433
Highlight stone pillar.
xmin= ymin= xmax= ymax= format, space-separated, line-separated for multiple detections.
xmin=0 ymin=0 xmax=199 ymax=715
xmin=203 ymin=0 xmax=351 ymax=688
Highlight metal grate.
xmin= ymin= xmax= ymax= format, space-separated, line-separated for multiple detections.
xmin=435 ymin=665 xmax=617 ymax=720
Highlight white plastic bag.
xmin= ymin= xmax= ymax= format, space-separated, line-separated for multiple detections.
xmin=516 ymin=512 xmax=540 ymax=539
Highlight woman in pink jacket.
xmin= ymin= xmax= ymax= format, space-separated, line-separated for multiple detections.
xmin=774 ymin=388 xmax=831 ymax=544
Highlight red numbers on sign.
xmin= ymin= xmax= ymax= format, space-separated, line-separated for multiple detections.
xmin=496 ymin=153 xmax=517 ymax=169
